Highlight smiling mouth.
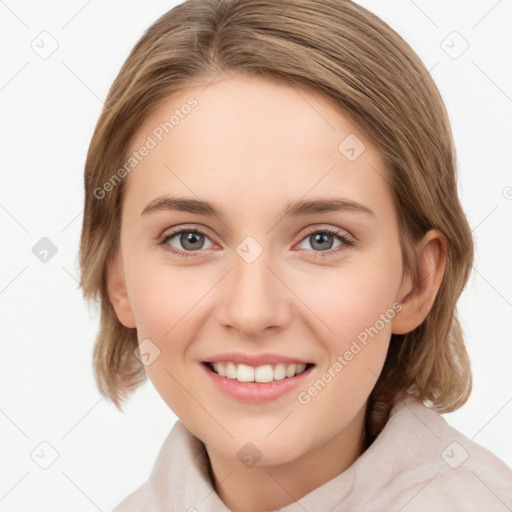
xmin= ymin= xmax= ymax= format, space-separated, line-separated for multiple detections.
xmin=203 ymin=361 xmax=315 ymax=383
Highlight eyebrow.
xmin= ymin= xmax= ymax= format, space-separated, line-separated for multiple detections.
xmin=140 ymin=195 xmax=375 ymax=219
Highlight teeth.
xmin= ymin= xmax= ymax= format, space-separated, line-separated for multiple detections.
xmin=237 ymin=364 xmax=254 ymax=382
xmin=211 ymin=361 xmax=309 ymax=382
xmin=286 ymin=363 xmax=296 ymax=378
xmin=213 ymin=362 xmax=225 ymax=377
xmin=254 ymin=365 xmax=273 ymax=383
xmin=226 ymin=362 xmax=237 ymax=379
xmin=273 ymin=363 xmax=287 ymax=380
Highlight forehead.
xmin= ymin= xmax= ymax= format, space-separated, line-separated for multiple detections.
xmin=122 ymin=73 xmax=393 ymax=220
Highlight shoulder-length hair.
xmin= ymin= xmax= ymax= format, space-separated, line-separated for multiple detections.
xmin=79 ymin=0 xmax=473 ymax=437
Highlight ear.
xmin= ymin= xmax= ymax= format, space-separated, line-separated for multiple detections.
xmin=106 ymin=251 xmax=136 ymax=329
xmin=391 ymin=229 xmax=447 ymax=335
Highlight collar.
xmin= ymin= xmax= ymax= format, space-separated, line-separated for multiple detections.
xmin=146 ymin=397 xmax=443 ymax=511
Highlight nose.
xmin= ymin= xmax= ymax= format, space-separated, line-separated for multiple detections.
xmin=216 ymin=246 xmax=293 ymax=337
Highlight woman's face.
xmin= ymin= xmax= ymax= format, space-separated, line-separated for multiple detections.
xmin=111 ymin=72 xmax=409 ymax=467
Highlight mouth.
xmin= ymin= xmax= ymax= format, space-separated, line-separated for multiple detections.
xmin=202 ymin=361 xmax=315 ymax=383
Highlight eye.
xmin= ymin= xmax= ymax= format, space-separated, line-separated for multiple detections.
xmin=159 ymin=228 xmax=215 ymax=257
xmin=296 ymin=226 xmax=355 ymax=256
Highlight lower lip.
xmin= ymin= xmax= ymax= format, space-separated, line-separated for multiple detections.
xmin=200 ymin=363 xmax=314 ymax=403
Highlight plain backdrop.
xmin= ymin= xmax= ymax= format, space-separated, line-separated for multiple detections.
xmin=1 ymin=0 xmax=511 ymax=510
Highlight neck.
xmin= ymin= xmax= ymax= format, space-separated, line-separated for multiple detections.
xmin=205 ymin=404 xmax=367 ymax=512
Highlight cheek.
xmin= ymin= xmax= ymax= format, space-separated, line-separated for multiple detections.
xmin=126 ymin=260 xmax=202 ymax=339
xmin=294 ymin=252 xmax=402 ymax=395
xmin=124 ymin=262 xmax=209 ymax=411
xmin=297 ymin=262 xmax=401 ymax=346
xmin=293 ymin=276 xmax=398 ymax=436
xmin=124 ymin=260 xmax=214 ymax=387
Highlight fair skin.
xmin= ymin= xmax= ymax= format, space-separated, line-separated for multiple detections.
xmin=107 ymin=73 xmax=446 ymax=512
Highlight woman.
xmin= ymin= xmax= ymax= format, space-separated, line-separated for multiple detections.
xmin=79 ymin=0 xmax=512 ymax=510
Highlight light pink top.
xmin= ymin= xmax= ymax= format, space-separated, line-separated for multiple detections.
xmin=113 ymin=397 xmax=512 ymax=511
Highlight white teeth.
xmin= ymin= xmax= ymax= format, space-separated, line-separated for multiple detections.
xmin=254 ymin=365 xmax=274 ymax=383
xmin=237 ymin=364 xmax=254 ymax=382
xmin=273 ymin=363 xmax=287 ymax=381
xmin=285 ymin=363 xmax=296 ymax=378
xmin=214 ymin=362 xmax=226 ymax=377
xmin=210 ymin=361 xmax=309 ymax=382
xmin=225 ymin=362 xmax=237 ymax=379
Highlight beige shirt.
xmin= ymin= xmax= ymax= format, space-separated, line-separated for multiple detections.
xmin=113 ymin=397 xmax=512 ymax=511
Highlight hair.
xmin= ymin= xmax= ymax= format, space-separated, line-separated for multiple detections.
xmin=79 ymin=0 xmax=474 ymax=440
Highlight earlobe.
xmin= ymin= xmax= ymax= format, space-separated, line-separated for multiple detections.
xmin=391 ymin=230 xmax=447 ymax=335
xmin=106 ymin=251 xmax=136 ymax=329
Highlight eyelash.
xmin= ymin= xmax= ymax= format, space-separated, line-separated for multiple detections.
xmin=157 ymin=226 xmax=355 ymax=259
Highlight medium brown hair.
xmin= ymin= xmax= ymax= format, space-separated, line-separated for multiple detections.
xmin=79 ymin=0 xmax=474 ymax=434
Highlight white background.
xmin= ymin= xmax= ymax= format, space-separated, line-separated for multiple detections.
xmin=0 ymin=0 xmax=511 ymax=510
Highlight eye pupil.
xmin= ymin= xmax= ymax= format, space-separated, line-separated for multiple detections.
xmin=310 ymin=233 xmax=334 ymax=251
xmin=181 ymin=231 xmax=204 ymax=250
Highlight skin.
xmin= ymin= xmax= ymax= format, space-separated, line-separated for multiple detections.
xmin=107 ymin=72 xmax=446 ymax=512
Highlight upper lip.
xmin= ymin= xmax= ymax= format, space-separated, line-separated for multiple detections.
xmin=203 ymin=352 xmax=314 ymax=367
